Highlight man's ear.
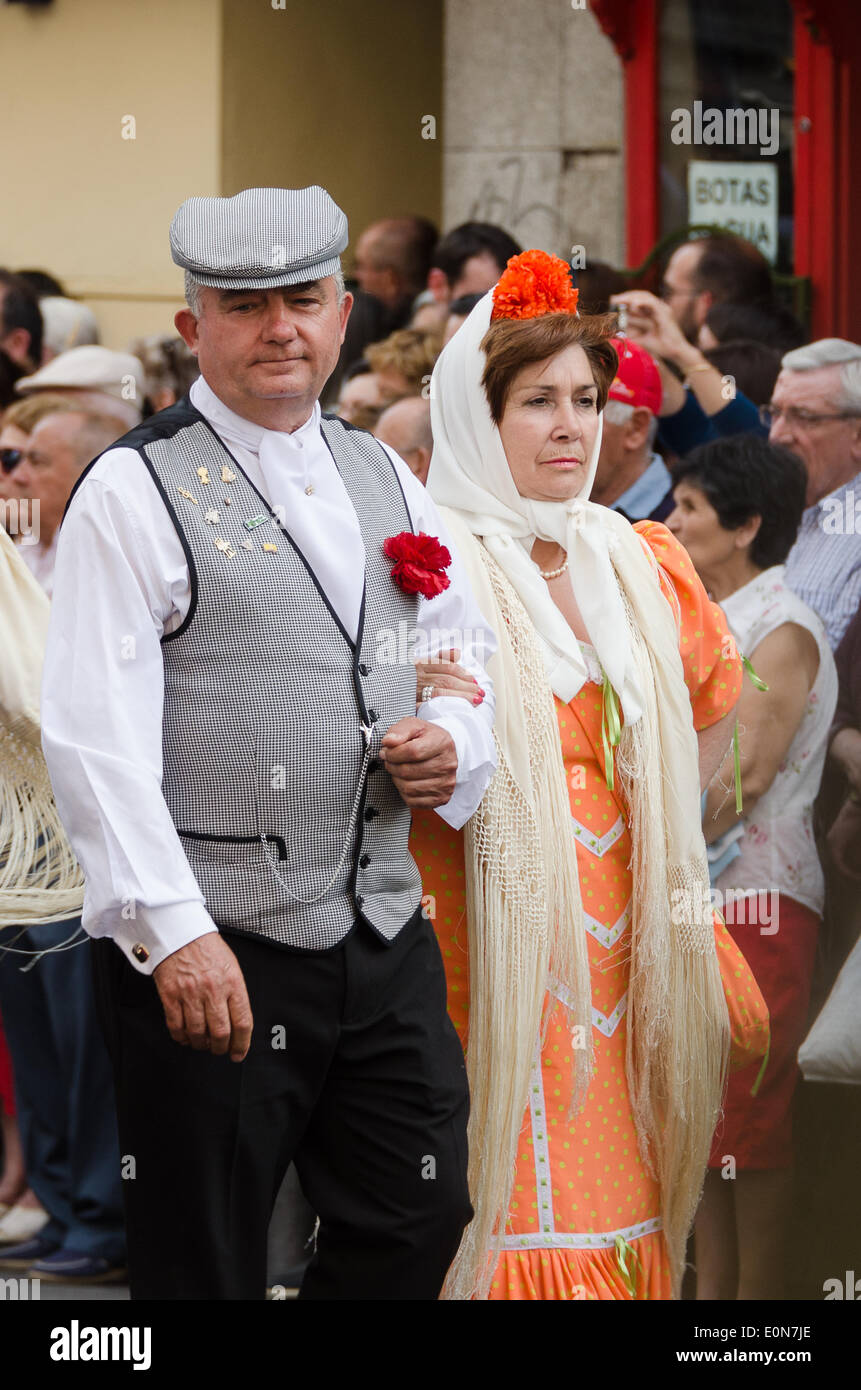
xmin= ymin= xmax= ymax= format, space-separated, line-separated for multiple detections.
xmin=694 ymin=289 xmax=714 ymax=326
xmin=338 ymin=290 xmax=354 ymax=345
xmin=1 ymin=325 xmax=33 ymax=368
xmin=175 ymin=308 xmax=199 ymax=353
xmin=625 ymin=406 xmax=654 ymax=451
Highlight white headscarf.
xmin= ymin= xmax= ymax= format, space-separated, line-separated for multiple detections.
xmin=429 ymin=288 xmax=645 ymax=721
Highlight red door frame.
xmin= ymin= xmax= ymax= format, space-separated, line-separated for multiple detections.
xmin=592 ymin=0 xmax=659 ymax=268
xmin=792 ymin=2 xmax=861 ymax=338
xmin=593 ymin=0 xmax=861 ymax=338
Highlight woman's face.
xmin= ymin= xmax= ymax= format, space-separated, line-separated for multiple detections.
xmin=497 ymin=344 xmax=601 ymax=503
xmin=665 ymin=479 xmax=742 ymax=578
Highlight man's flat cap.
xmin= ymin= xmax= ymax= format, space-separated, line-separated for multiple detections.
xmin=170 ymin=186 xmax=349 ymax=289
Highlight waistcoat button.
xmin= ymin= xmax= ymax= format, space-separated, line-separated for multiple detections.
xmin=355 ymin=894 xmax=365 ymax=908
xmin=364 ymin=807 xmax=378 ymax=820
xmin=368 ymin=708 xmax=378 ymax=722
xmin=359 ymin=853 xmax=371 ymax=868
xmin=358 ymin=663 xmax=369 ymax=676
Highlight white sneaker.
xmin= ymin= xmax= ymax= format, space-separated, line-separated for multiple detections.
xmin=0 ymin=1204 xmax=49 ymax=1245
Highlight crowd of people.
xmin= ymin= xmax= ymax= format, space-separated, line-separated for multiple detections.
xmin=0 ymin=209 xmax=858 ymax=1300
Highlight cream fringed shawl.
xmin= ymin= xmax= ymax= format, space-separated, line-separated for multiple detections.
xmin=0 ymin=528 xmax=84 ymax=928
xmin=439 ymin=505 xmax=731 ymax=1302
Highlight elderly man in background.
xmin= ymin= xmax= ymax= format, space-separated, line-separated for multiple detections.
xmin=591 ymin=337 xmax=673 ymax=522
xmin=14 ymin=345 xmax=144 ymax=433
xmin=353 ymin=216 xmax=438 ymax=325
xmin=328 ymin=215 xmax=439 ymax=400
xmin=3 ymin=405 xmax=122 ymax=598
xmin=375 ymin=395 xmax=433 ymax=486
xmin=768 ymin=339 xmax=861 ymax=649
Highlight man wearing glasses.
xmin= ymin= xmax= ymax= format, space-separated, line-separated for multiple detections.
xmin=767 ymin=339 xmax=861 ymax=650
xmin=0 ymin=399 xmax=120 ymax=596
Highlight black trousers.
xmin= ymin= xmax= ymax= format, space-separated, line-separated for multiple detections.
xmin=91 ymin=910 xmax=472 ymax=1300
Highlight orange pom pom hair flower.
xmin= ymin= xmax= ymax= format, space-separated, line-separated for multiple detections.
xmin=491 ymin=249 xmax=580 ymax=321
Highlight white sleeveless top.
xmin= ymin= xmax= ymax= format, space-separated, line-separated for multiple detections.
xmin=715 ymin=566 xmax=838 ymax=915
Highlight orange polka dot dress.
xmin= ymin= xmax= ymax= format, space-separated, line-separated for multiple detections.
xmin=411 ymin=522 xmax=765 ymax=1300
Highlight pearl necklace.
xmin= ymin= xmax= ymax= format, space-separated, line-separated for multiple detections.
xmin=538 ymin=556 xmax=569 ymax=580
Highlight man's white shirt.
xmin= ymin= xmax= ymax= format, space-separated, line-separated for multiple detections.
xmin=41 ymin=376 xmax=497 ymax=973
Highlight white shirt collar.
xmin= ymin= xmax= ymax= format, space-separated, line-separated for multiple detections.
xmin=190 ymin=374 xmax=322 ymax=455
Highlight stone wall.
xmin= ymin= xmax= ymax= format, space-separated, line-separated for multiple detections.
xmin=442 ymin=0 xmax=625 ymax=267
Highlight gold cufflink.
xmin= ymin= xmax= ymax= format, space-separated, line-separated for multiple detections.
xmin=132 ymin=943 xmax=150 ymax=964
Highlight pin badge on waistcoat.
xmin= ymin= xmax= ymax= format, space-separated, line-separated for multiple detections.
xmin=262 ymin=542 xmax=278 ymax=553
xmin=177 ymin=487 xmax=198 ymax=505
xmin=244 ymin=513 xmax=269 ymax=531
xmin=214 ymin=537 xmax=237 ymax=558
xmin=241 ymin=538 xmax=254 ymax=551
xmin=221 ymin=465 xmax=236 ymax=483
xmin=204 ymin=508 xmax=220 ymax=524
xmin=197 ymin=466 xmax=211 ymax=485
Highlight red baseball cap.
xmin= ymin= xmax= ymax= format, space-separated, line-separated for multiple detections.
xmin=608 ymin=337 xmax=662 ymax=415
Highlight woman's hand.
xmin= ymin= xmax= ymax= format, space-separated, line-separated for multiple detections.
xmin=414 ymin=648 xmax=485 ymax=707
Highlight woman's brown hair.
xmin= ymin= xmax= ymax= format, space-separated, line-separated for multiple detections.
xmin=480 ymin=312 xmax=619 ymax=425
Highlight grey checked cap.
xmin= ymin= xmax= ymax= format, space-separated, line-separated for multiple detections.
xmin=169 ymin=186 xmax=349 ymax=289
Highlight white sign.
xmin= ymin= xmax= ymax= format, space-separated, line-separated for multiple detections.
xmin=687 ymin=161 xmax=778 ymax=264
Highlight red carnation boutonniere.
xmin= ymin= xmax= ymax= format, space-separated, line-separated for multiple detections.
xmin=382 ymin=531 xmax=452 ymax=600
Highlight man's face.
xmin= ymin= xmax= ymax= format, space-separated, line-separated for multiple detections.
xmin=595 ymin=415 xmax=628 ymax=494
xmin=450 ymin=250 xmax=503 ymax=300
xmin=661 ymin=244 xmax=707 ymax=342
xmin=769 ymin=365 xmax=861 ymax=505
xmin=176 ymin=278 xmax=352 ymax=425
xmin=337 ymin=371 xmax=385 ymax=424
xmin=9 ymin=412 xmax=88 ymax=542
xmin=354 ymin=231 xmax=399 ymax=309
xmin=374 ymin=401 xmax=432 ymax=484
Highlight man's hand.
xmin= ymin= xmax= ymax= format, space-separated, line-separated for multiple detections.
xmin=610 ymin=289 xmax=699 ymax=371
xmin=153 ymin=933 xmax=253 ymax=1062
xmin=380 ymin=717 xmax=458 ymax=809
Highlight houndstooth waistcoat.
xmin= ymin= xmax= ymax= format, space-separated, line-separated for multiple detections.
xmin=119 ymin=397 xmax=424 ymax=951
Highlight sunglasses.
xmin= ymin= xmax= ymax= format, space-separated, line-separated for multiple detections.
xmin=0 ymin=447 xmax=23 ymax=474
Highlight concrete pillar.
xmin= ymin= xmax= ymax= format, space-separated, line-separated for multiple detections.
xmin=442 ymin=0 xmax=625 ymax=266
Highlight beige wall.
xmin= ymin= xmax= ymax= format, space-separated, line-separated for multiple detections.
xmin=0 ymin=0 xmax=221 ymax=347
xmin=0 ymin=0 xmax=442 ymax=349
xmin=220 ymin=0 xmax=443 ymax=278
xmin=443 ymin=0 xmax=624 ymax=267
